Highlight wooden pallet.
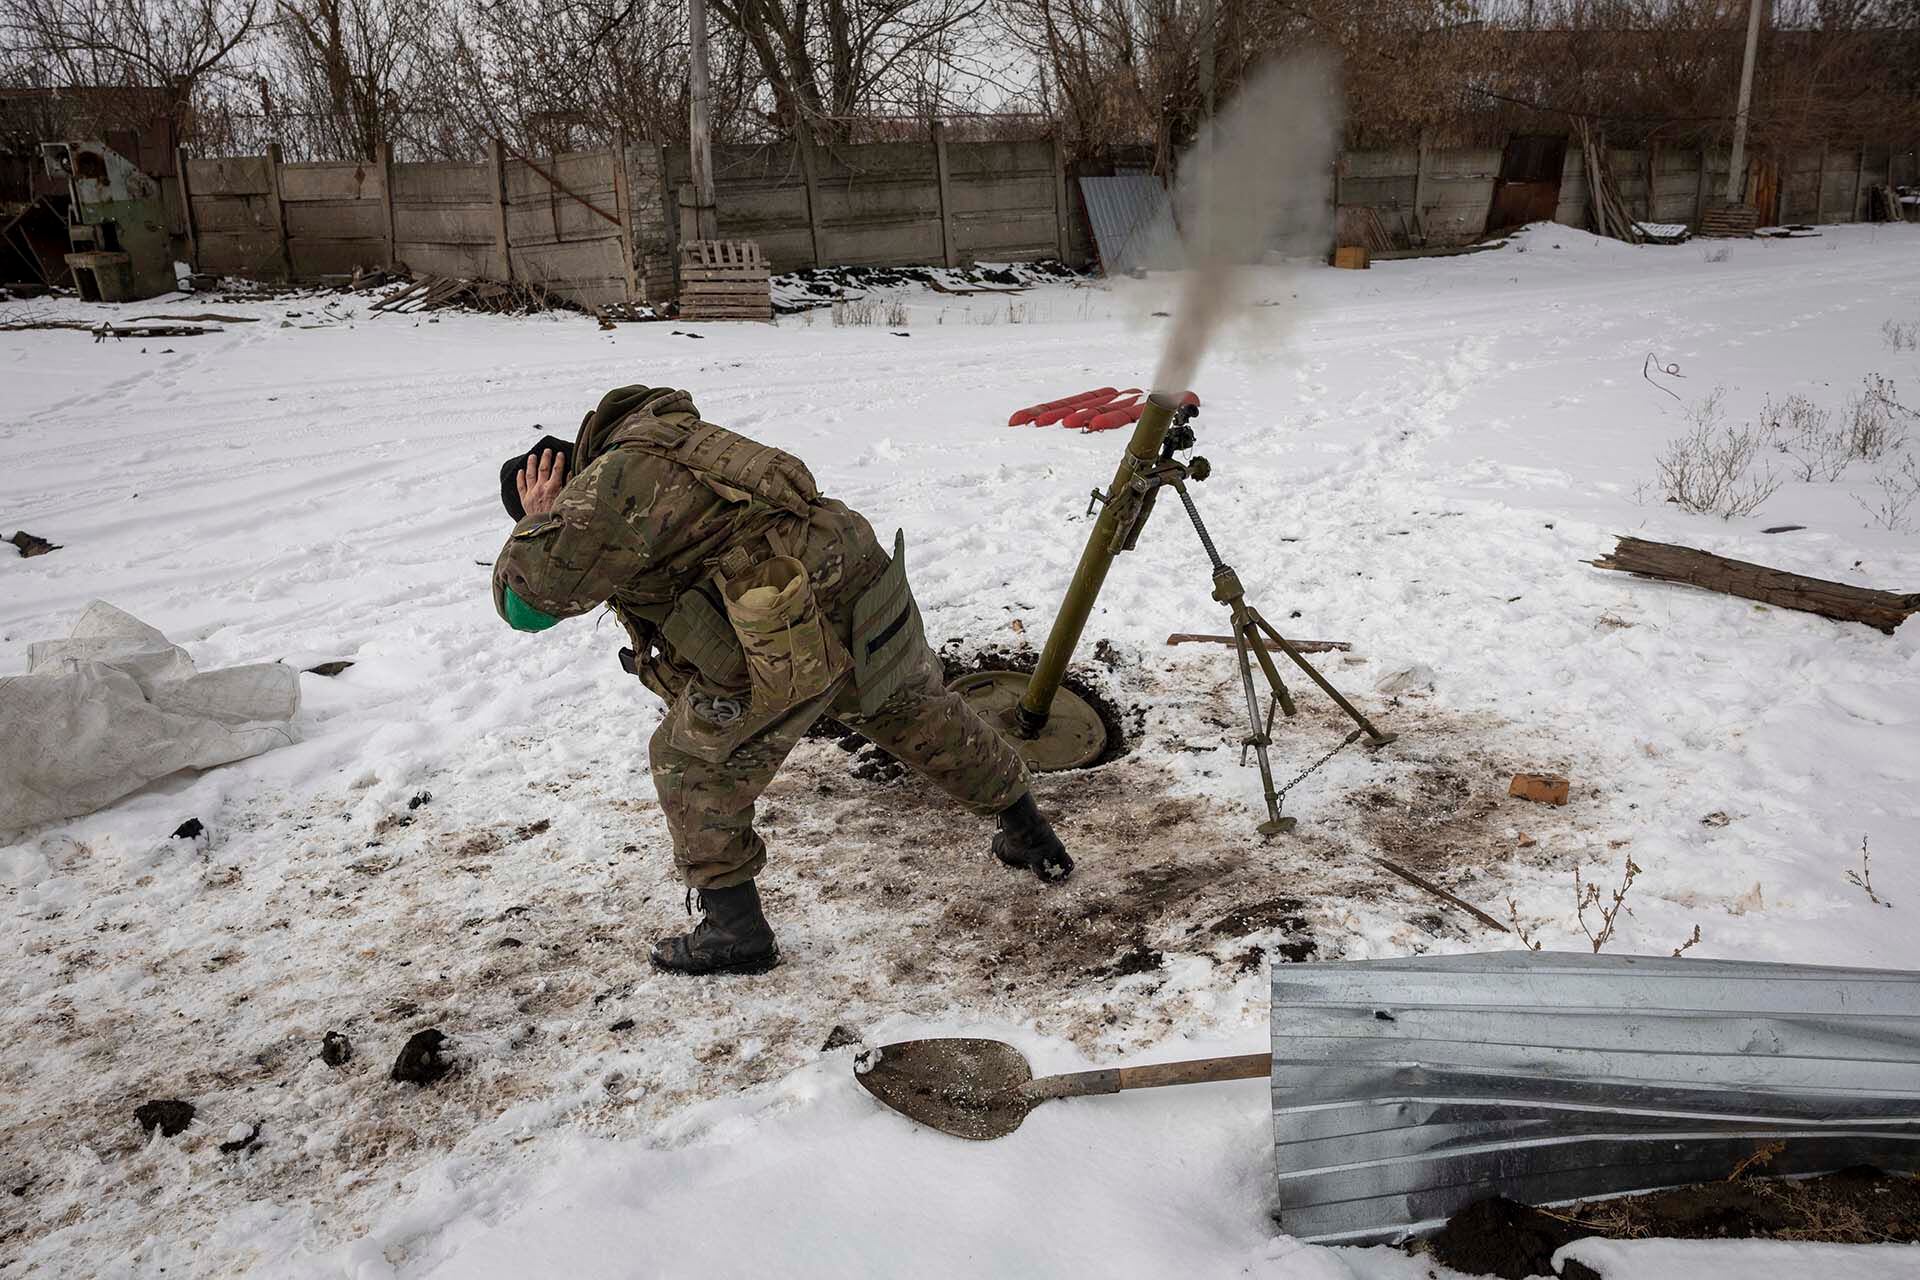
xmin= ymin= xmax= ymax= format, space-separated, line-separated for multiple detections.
xmin=679 ymin=239 xmax=772 ymax=321
xmin=1699 ymin=204 xmax=1760 ymax=238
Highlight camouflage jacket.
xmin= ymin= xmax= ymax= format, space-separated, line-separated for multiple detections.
xmin=492 ymin=386 xmax=886 ymax=703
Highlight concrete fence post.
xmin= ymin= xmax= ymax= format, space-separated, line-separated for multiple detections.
xmin=1695 ymin=145 xmax=1709 ymax=226
xmin=932 ymin=121 xmax=959 ymax=268
xmin=1413 ymin=129 xmax=1430 ymax=239
xmin=1815 ymin=142 xmax=1828 ymax=223
xmin=612 ymin=127 xmax=638 ymax=301
xmin=264 ymin=141 xmax=291 ymax=279
xmin=1051 ymin=135 xmax=1071 ymax=263
xmin=375 ymin=143 xmax=396 ymax=269
xmin=487 ymin=137 xmax=515 ymax=282
xmin=795 ymin=130 xmax=824 ymax=268
xmin=175 ymin=145 xmax=199 ymax=270
xmin=656 ymin=141 xmax=677 ymax=295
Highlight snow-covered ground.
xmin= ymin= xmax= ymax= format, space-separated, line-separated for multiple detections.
xmin=3 ymin=223 xmax=1918 ymax=1279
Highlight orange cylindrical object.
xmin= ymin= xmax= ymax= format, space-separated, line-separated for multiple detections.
xmin=1010 ymin=386 xmax=1117 ymax=427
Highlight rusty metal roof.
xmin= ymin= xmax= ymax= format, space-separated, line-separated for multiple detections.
xmin=1078 ymin=175 xmax=1178 ymax=275
xmin=1269 ymin=951 xmax=1920 ymax=1244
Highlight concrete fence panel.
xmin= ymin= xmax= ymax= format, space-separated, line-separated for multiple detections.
xmin=1338 ymin=149 xmax=1418 ymax=217
xmin=1821 ymin=147 xmax=1862 ymax=222
xmin=503 ymin=148 xmax=628 ymax=309
xmin=1420 ymin=147 xmax=1499 ymax=244
xmin=946 ymin=139 xmax=1060 ymax=262
xmin=812 ymin=140 xmax=943 ymax=267
xmin=1781 ymin=148 xmax=1823 ymax=223
xmin=280 ymin=158 xmax=387 ymax=277
xmin=185 ymin=156 xmax=281 ymax=277
xmin=1649 ymin=149 xmax=1700 ymax=224
xmin=391 ymin=160 xmax=503 ymax=280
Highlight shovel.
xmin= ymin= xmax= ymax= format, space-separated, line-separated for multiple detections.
xmin=853 ymin=1037 xmax=1271 ymax=1140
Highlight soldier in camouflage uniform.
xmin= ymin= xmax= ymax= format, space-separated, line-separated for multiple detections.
xmin=493 ymin=385 xmax=1071 ymax=975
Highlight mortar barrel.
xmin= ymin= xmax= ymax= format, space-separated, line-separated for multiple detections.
xmin=1016 ymin=392 xmax=1180 ymax=731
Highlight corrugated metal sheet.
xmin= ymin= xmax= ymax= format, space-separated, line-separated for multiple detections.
xmin=1270 ymin=951 xmax=1920 ymax=1244
xmin=1077 ymin=175 xmax=1178 ymax=274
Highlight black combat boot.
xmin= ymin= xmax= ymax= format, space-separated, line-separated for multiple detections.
xmin=650 ymin=881 xmax=780 ymax=975
xmin=991 ymin=793 xmax=1073 ymax=884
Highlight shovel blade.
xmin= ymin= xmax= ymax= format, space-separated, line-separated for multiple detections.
xmin=854 ymin=1038 xmax=1035 ymax=1140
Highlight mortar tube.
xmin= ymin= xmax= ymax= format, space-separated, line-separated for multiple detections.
xmin=1015 ymin=391 xmax=1181 ymax=735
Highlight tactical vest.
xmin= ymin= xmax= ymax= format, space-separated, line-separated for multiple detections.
xmin=601 ymin=415 xmax=819 ymax=525
xmin=602 ymin=407 xmax=925 ymax=742
xmin=595 ymin=411 xmax=818 ymax=702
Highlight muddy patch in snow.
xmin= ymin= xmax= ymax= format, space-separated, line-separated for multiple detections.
xmin=0 ymin=654 xmax=1579 ymax=1272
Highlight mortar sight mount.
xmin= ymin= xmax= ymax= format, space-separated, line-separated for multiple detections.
xmin=951 ymin=391 xmax=1396 ymax=836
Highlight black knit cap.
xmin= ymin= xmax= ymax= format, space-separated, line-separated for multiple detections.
xmin=500 ymin=436 xmax=576 ymax=520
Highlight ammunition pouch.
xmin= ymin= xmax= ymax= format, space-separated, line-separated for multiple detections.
xmin=849 ymin=529 xmax=926 ymax=717
xmin=613 ymin=607 xmax=699 ymax=704
xmin=665 ymin=554 xmax=850 ymax=763
xmin=722 ymin=554 xmax=850 ymax=712
xmin=660 ymin=586 xmax=749 ymax=689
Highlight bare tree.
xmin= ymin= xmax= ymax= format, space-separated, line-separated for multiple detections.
xmin=0 ymin=0 xmax=263 ymax=128
xmin=266 ymin=0 xmax=439 ymax=159
xmin=707 ymin=0 xmax=992 ymax=140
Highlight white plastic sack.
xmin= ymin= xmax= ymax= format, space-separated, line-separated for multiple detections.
xmin=0 ymin=602 xmax=299 ymax=832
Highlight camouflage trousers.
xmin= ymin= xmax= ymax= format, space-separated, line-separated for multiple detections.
xmin=649 ymin=638 xmax=1029 ymax=889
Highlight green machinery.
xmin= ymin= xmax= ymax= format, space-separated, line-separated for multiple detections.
xmin=39 ymin=141 xmax=175 ymax=302
xmin=953 ymin=392 xmax=1395 ymax=834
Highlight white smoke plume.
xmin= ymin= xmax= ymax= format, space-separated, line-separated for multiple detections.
xmin=1151 ymin=53 xmax=1342 ymax=399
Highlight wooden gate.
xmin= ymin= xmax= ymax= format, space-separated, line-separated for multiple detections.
xmin=1486 ymin=134 xmax=1569 ymax=232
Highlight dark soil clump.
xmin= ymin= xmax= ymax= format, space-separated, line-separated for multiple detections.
xmin=9 ymin=530 xmax=60 ymax=557
xmin=133 ymin=1099 xmax=195 ymax=1137
xmin=218 ymin=1122 xmax=262 ymax=1154
xmin=1570 ymin=1165 xmax=1920 ymax=1243
xmin=1427 ymin=1170 xmax=1920 ymax=1277
xmin=320 ymin=1030 xmax=353 ymax=1067
xmin=1429 ymin=1196 xmax=1583 ymax=1279
xmin=389 ymin=1029 xmax=452 ymax=1085
xmin=1091 ymin=939 xmax=1164 ymax=978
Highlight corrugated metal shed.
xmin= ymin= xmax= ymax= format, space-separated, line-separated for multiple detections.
xmin=1270 ymin=951 xmax=1920 ymax=1244
xmin=1077 ymin=175 xmax=1178 ymax=274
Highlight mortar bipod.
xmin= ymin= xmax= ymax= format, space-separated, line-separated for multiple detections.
xmin=1150 ymin=450 xmax=1396 ymax=835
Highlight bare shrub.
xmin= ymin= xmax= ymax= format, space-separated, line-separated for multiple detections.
xmin=1883 ymin=319 xmax=1919 ymax=351
xmin=1576 ymin=857 xmax=1639 ymax=952
xmin=1655 ymin=388 xmax=1782 ymax=518
xmin=1842 ymin=374 xmax=1913 ymax=461
xmin=832 ymin=297 xmax=881 ymax=327
xmin=1508 ymin=856 xmax=1700 ymax=956
xmin=1763 ymin=393 xmax=1848 ymax=482
xmin=1703 ymin=246 xmax=1731 ymax=264
xmin=1855 ymin=453 xmax=1920 ymax=532
xmin=1846 ymin=837 xmax=1894 ymax=908
xmin=882 ymin=298 xmax=908 ymax=327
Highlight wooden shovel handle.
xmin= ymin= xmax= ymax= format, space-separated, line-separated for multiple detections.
xmin=1026 ymin=1052 xmax=1271 ymax=1101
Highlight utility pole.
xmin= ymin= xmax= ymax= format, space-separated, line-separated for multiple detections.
xmin=1723 ymin=0 xmax=1765 ymax=204
xmin=1198 ymin=0 xmax=1216 ymax=122
xmin=1195 ymin=0 xmax=1216 ymax=257
xmin=687 ymin=0 xmax=718 ymax=239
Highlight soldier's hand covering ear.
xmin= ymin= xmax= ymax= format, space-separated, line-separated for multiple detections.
xmin=517 ymin=448 xmax=568 ymax=517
